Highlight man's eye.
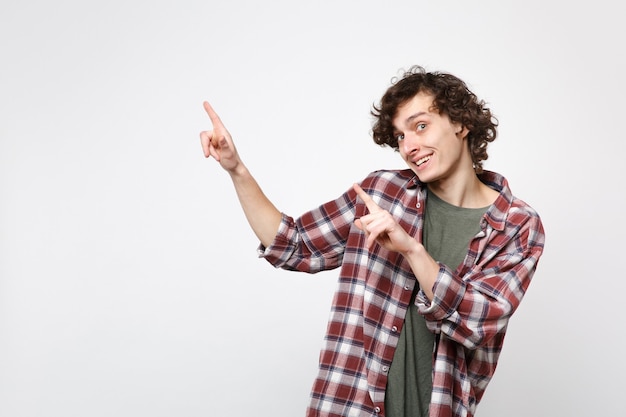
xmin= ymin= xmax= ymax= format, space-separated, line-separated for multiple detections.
xmin=395 ymin=133 xmax=405 ymax=141
xmin=417 ymin=123 xmax=426 ymax=131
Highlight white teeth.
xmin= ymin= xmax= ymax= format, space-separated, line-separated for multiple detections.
xmin=416 ymin=156 xmax=431 ymax=166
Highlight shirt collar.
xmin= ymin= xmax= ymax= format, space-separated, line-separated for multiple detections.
xmin=407 ymin=170 xmax=513 ymax=232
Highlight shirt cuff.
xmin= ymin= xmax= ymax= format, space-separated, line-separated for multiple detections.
xmin=256 ymin=213 xmax=298 ymax=267
xmin=416 ymin=263 xmax=466 ymax=320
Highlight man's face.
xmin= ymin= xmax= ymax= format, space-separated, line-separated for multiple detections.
xmin=392 ymin=92 xmax=467 ymax=184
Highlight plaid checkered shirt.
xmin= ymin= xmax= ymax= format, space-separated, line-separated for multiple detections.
xmin=258 ymin=169 xmax=545 ymax=417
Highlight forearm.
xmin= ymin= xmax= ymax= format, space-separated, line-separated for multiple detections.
xmin=229 ymin=164 xmax=282 ymax=248
xmin=402 ymin=241 xmax=439 ymax=301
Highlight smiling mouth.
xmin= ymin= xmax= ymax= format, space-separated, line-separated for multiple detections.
xmin=415 ymin=155 xmax=431 ymax=166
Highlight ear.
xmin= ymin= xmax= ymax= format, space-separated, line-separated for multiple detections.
xmin=455 ymin=125 xmax=469 ymax=139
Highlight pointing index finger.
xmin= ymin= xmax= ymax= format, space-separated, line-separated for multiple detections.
xmin=353 ymin=183 xmax=381 ymax=213
xmin=203 ymin=101 xmax=225 ymax=129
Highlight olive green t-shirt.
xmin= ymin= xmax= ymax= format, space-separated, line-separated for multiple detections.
xmin=384 ymin=190 xmax=488 ymax=417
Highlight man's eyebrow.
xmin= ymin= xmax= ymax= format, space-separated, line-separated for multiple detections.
xmin=394 ymin=111 xmax=427 ymax=131
xmin=405 ymin=111 xmax=427 ymax=124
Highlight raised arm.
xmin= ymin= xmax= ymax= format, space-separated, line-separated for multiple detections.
xmin=200 ymin=101 xmax=282 ymax=247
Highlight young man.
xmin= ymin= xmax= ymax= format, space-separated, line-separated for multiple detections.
xmin=199 ymin=66 xmax=545 ymax=417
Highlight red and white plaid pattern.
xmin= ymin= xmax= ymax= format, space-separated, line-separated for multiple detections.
xmin=259 ymin=169 xmax=545 ymax=417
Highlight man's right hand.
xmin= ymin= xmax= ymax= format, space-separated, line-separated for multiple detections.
xmin=200 ymin=101 xmax=242 ymax=174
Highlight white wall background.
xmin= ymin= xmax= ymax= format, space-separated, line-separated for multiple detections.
xmin=1 ymin=1 xmax=624 ymax=416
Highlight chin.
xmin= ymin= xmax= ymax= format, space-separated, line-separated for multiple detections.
xmin=412 ymin=168 xmax=431 ymax=183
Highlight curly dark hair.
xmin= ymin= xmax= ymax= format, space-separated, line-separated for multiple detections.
xmin=371 ymin=65 xmax=498 ymax=174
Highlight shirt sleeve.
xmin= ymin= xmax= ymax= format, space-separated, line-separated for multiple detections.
xmin=257 ymin=187 xmax=358 ymax=274
xmin=416 ymin=210 xmax=545 ymax=350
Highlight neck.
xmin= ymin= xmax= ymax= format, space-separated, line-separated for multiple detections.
xmin=427 ymin=169 xmax=497 ymax=208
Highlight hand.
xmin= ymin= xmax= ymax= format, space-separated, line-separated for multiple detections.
xmin=353 ymin=183 xmax=416 ymax=254
xmin=199 ymin=101 xmax=242 ymax=173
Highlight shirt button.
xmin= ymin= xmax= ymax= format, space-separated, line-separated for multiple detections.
xmin=404 ymin=285 xmax=410 ymax=290
xmin=374 ymin=406 xmax=381 ymax=413
xmin=391 ymin=326 xmax=398 ymax=333
xmin=382 ymin=366 xmax=389 ymax=373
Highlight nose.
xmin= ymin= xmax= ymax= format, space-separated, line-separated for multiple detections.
xmin=400 ymin=133 xmax=419 ymax=156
